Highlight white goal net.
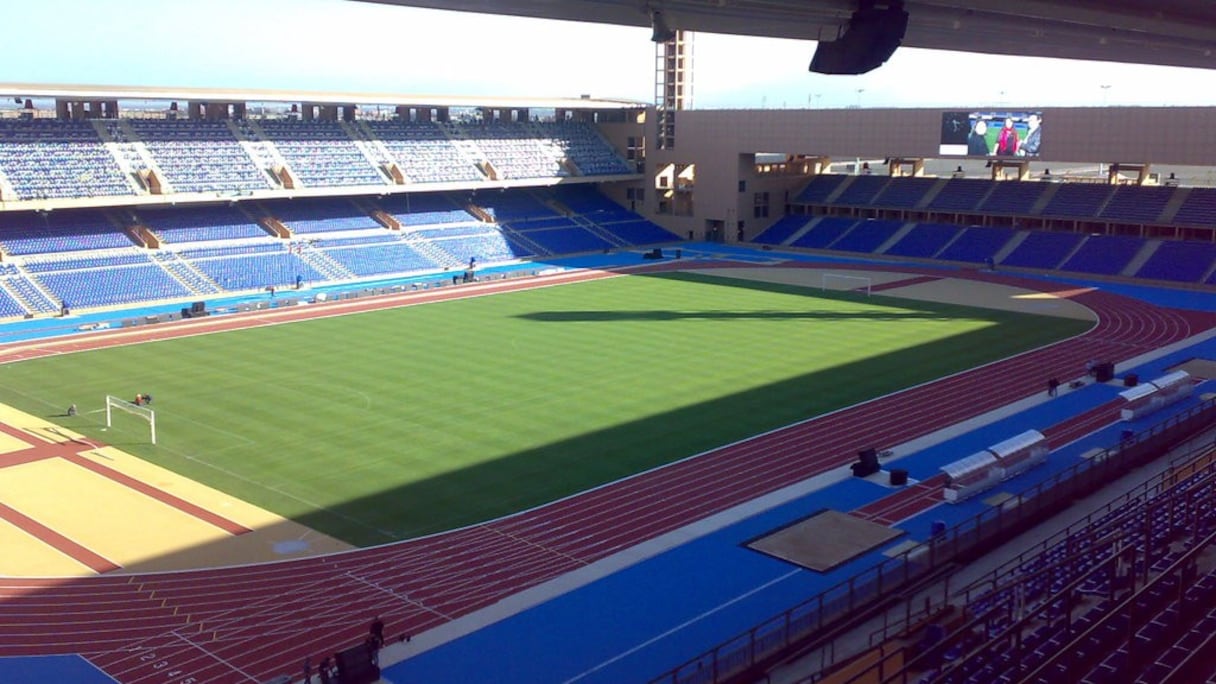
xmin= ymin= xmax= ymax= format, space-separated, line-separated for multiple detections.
xmin=821 ymin=273 xmax=872 ymax=296
xmin=105 ymin=395 xmax=156 ymax=444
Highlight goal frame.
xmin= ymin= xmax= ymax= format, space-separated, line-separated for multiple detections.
xmin=105 ymin=395 xmax=156 ymax=444
xmin=821 ymin=272 xmax=872 ymax=296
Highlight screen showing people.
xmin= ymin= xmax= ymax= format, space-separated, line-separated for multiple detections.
xmin=939 ymin=111 xmax=1042 ymax=158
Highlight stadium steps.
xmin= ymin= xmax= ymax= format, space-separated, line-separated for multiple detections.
xmin=1028 ymin=183 xmax=1062 ymax=215
xmin=0 ymin=167 xmax=15 ymax=200
xmin=992 ymin=230 xmax=1028 ymax=264
xmin=874 ymin=222 xmax=916 ymax=254
xmin=339 ymin=121 xmax=394 ymax=184
xmin=914 ymin=178 xmax=949 ymax=210
xmin=6 ymin=266 xmax=60 ymax=313
xmin=498 ymin=223 xmax=550 ymax=255
xmin=931 ymin=226 xmax=968 ymax=259
xmin=784 ymin=216 xmax=821 ymax=246
xmin=823 ymin=175 xmax=857 ymax=204
xmin=0 ymin=278 xmax=34 ymax=316
xmin=153 ymin=251 xmax=222 ymax=294
xmin=824 ymin=220 xmax=864 ymax=250
xmin=1054 ymin=235 xmax=1090 ymax=270
xmin=572 ymin=216 xmax=631 ymax=248
xmin=1157 ymin=187 xmax=1191 ymax=224
xmin=1122 ymin=240 xmax=1162 ymax=277
xmin=239 ymin=119 xmax=301 ymax=188
xmin=399 ymin=229 xmax=464 ymax=269
xmin=1201 ymin=259 xmax=1216 ymax=285
xmin=227 ymin=120 xmax=287 ymax=189
xmin=95 ymin=119 xmax=168 ymax=195
xmin=297 ymin=244 xmax=353 ymax=281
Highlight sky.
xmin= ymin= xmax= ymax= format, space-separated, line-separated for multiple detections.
xmin=6 ymin=0 xmax=1216 ymax=109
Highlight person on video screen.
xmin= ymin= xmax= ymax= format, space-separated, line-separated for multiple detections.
xmin=1019 ymin=114 xmax=1041 ymax=157
xmin=967 ymin=119 xmax=991 ymax=156
xmin=996 ymin=117 xmax=1020 ymax=156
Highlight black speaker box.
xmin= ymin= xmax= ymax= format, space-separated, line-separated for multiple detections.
xmin=810 ymin=5 xmax=909 ymax=75
xmin=1094 ymin=362 xmax=1115 ymax=383
xmin=858 ymin=448 xmax=879 ymax=470
xmin=852 ymin=460 xmax=880 ymax=478
xmin=890 ymin=468 xmax=909 ymax=486
xmin=335 ymin=643 xmax=380 ymax=684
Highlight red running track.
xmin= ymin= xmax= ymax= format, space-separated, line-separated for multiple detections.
xmin=0 ymin=264 xmax=1212 ymax=683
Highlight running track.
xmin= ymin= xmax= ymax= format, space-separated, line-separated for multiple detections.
xmin=0 ymin=263 xmax=1213 ymax=684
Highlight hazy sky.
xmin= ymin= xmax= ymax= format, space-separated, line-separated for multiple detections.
xmin=7 ymin=0 xmax=1216 ymax=109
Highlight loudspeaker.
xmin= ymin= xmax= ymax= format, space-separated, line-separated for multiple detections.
xmin=852 ymin=459 xmax=880 ymax=478
xmin=890 ymin=468 xmax=908 ymax=486
xmin=810 ymin=4 xmax=909 ymax=75
xmin=1094 ymin=362 xmax=1115 ymax=383
xmin=334 ymin=642 xmax=380 ymax=684
xmin=1123 ymin=374 xmax=1139 ymax=387
xmin=180 ymin=307 xmax=192 ymax=319
xmin=858 ymin=448 xmax=879 ymax=470
xmin=191 ymin=301 xmax=206 ymax=313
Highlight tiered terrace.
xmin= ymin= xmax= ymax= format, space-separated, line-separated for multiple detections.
xmin=0 ymin=119 xmax=133 ymax=199
xmin=129 ymin=119 xmax=271 ymax=194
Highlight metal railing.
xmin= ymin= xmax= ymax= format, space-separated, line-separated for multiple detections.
xmin=649 ymin=396 xmax=1216 ymax=684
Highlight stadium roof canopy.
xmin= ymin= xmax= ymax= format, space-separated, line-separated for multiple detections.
xmin=356 ymin=0 xmax=1216 ymax=71
xmin=0 ymin=82 xmax=645 ymax=109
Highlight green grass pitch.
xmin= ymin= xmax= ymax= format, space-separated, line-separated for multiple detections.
xmin=0 ymin=271 xmax=1090 ymax=545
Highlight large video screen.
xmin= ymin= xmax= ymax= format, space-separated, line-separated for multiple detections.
xmin=940 ymin=111 xmax=1042 ymax=158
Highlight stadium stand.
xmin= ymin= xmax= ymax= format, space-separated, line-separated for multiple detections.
xmin=794 ymin=174 xmax=850 ymax=204
xmin=883 ymin=222 xmax=962 ymax=259
xmin=554 ymin=186 xmax=679 ymax=245
xmin=412 ymin=224 xmax=523 ymax=263
xmin=0 ymin=119 xmax=134 ymax=199
xmin=1099 ymin=185 xmax=1176 ymax=223
xmin=137 ymin=206 xmax=270 ymax=243
xmin=36 ymin=261 xmax=193 ymax=308
xmin=935 ymin=226 xmax=1016 ymax=264
xmin=1135 ymin=240 xmax=1216 ymax=283
xmin=128 ymin=119 xmax=272 ymax=194
xmin=1040 ymin=183 xmax=1115 ymax=218
xmin=752 ymin=215 xmax=812 ymax=245
xmin=546 ymin=121 xmax=634 ymax=176
xmin=378 ymin=194 xmax=476 ymax=227
xmin=998 ymin=231 xmax=1085 ymax=269
xmin=181 ymin=243 xmax=323 ymax=292
xmin=978 ymin=181 xmax=1048 ymax=214
xmin=829 ymin=218 xmax=904 ymax=253
xmin=1059 ymin=235 xmax=1146 ymax=275
xmin=790 ymin=217 xmax=857 ymax=249
xmin=256 ymin=120 xmax=386 ymax=187
xmin=915 ymin=459 xmax=1216 ymax=684
xmin=871 ymin=177 xmax=938 ymax=209
xmin=833 ymin=175 xmax=891 ymax=206
xmin=0 ymin=210 xmax=132 ymax=255
xmin=927 ymin=179 xmax=995 ymax=212
xmin=262 ymin=198 xmax=381 ymax=234
xmin=452 ymin=122 xmax=565 ymax=179
xmin=319 ymin=236 xmax=436 ymax=277
xmin=1170 ymin=187 xmax=1216 ymax=227
xmin=364 ymin=121 xmax=484 ymax=183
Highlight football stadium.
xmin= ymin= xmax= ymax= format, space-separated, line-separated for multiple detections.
xmin=2 ymin=2 xmax=1216 ymax=683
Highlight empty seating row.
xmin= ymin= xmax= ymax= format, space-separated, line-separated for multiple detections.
xmin=0 ymin=119 xmax=134 ymax=199
xmin=129 ymin=119 xmax=271 ymax=194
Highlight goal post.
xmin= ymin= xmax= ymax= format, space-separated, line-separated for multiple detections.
xmin=821 ymin=272 xmax=872 ymax=296
xmin=105 ymin=395 xmax=156 ymax=444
